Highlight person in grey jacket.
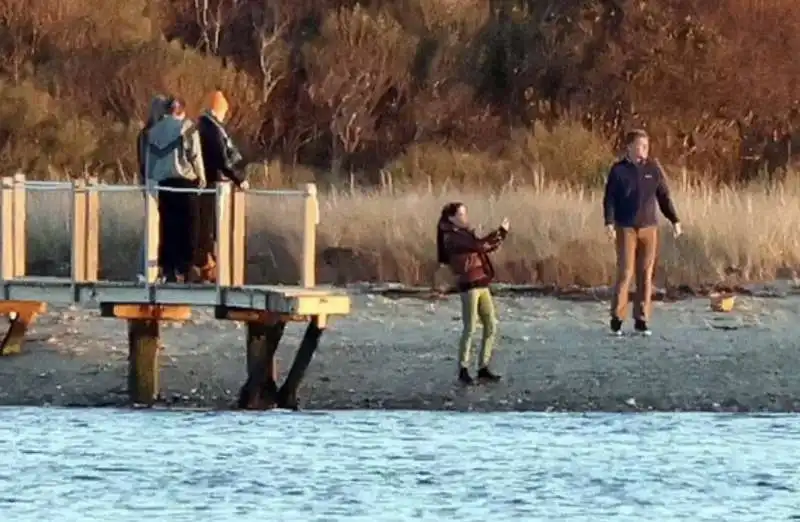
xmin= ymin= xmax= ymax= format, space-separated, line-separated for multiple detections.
xmin=145 ymin=97 xmax=206 ymax=282
xmin=135 ymin=95 xmax=168 ymax=281
xmin=137 ymin=95 xmax=168 ymax=185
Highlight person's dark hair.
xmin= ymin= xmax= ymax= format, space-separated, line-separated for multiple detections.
xmin=166 ymin=96 xmax=186 ymax=114
xmin=436 ymin=202 xmax=463 ymax=264
xmin=624 ymin=129 xmax=649 ymax=145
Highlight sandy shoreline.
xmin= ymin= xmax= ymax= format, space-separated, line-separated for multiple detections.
xmin=2 ymin=291 xmax=800 ymax=412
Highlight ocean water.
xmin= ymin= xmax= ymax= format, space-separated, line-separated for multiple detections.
xmin=0 ymin=408 xmax=798 ymax=521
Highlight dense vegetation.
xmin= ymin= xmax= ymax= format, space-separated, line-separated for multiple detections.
xmin=1 ymin=0 xmax=799 ymax=186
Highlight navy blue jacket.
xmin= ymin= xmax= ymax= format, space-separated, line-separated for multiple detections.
xmin=603 ymin=157 xmax=679 ymax=228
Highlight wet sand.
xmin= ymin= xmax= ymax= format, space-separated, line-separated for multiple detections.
xmin=1 ymin=292 xmax=800 ymax=412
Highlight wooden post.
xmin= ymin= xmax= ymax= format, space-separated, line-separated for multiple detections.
xmin=143 ymin=183 xmax=160 ymax=283
xmin=127 ymin=319 xmax=160 ymax=406
xmin=230 ymin=187 xmax=246 ymax=286
xmin=85 ymin=177 xmax=99 ymax=281
xmin=71 ymin=179 xmax=87 ymax=282
xmin=100 ymin=304 xmax=189 ymax=405
xmin=300 ymin=183 xmax=318 ymax=288
xmin=237 ymin=320 xmax=286 ymax=410
xmin=276 ymin=315 xmax=326 ymax=410
xmin=12 ymin=173 xmax=25 ymax=277
xmin=215 ymin=181 xmax=232 ymax=291
xmin=0 ymin=301 xmax=46 ymax=356
xmin=0 ymin=176 xmax=14 ymax=281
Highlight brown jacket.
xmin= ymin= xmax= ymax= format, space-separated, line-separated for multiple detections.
xmin=439 ymin=221 xmax=508 ymax=291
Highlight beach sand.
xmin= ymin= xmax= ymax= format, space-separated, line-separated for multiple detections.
xmin=1 ymin=291 xmax=799 ymax=412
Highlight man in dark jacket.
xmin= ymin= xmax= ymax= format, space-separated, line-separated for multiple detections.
xmin=603 ymin=129 xmax=682 ymax=336
xmin=192 ymin=90 xmax=249 ymax=282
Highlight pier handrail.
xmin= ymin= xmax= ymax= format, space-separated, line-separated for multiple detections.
xmin=0 ymin=174 xmax=320 ymax=291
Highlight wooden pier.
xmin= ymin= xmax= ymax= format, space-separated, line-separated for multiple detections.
xmin=0 ymin=174 xmax=351 ymax=410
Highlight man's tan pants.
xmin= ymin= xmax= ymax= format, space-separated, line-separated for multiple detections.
xmin=611 ymin=226 xmax=658 ymax=322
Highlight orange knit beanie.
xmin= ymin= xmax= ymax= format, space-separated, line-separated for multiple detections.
xmin=207 ymin=90 xmax=229 ymax=119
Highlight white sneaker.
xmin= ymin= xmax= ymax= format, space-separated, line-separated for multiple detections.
xmin=635 ymin=321 xmax=652 ymax=336
xmin=610 ymin=318 xmax=623 ymax=336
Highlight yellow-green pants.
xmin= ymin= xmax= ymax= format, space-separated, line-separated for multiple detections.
xmin=459 ymin=287 xmax=498 ymax=368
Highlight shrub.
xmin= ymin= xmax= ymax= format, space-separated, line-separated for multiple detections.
xmin=1 ymin=0 xmax=800 ymax=185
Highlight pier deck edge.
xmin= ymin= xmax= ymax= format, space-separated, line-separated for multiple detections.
xmin=0 ymin=279 xmax=351 ymax=316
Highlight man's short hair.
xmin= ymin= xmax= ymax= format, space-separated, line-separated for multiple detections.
xmin=624 ymin=129 xmax=649 ymax=145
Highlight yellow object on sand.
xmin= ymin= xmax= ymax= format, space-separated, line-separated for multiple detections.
xmin=710 ymin=293 xmax=735 ymax=312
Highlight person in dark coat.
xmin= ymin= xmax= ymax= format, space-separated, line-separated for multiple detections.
xmin=192 ymin=90 xmax=249 ymax=282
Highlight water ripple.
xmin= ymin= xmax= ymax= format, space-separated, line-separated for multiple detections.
xmin=0 ymin=408 xmax=799 ymax=521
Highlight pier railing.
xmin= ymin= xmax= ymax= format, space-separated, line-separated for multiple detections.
xmin=0 ymin=173 xmax=320 ymax=289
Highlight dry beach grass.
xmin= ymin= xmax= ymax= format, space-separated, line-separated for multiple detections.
xmin=24 ymin=174 xmax=800 ymax=289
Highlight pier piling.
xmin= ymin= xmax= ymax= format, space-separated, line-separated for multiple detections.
xmin=0 ymin=301 xmax=45 ymax=356
xmin=102 ymin=304 xmax=192 ymax=406
xmin=277 ymin=316 xmax=326 ymax=410
xmin=238 ymin=319 xmax=286 ymax=409
xmin=127 ymin=319 xmax=160 ymax=406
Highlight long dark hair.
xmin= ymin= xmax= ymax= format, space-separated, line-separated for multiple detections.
xmin=436 ymin=202 xmax=463 ymax=264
